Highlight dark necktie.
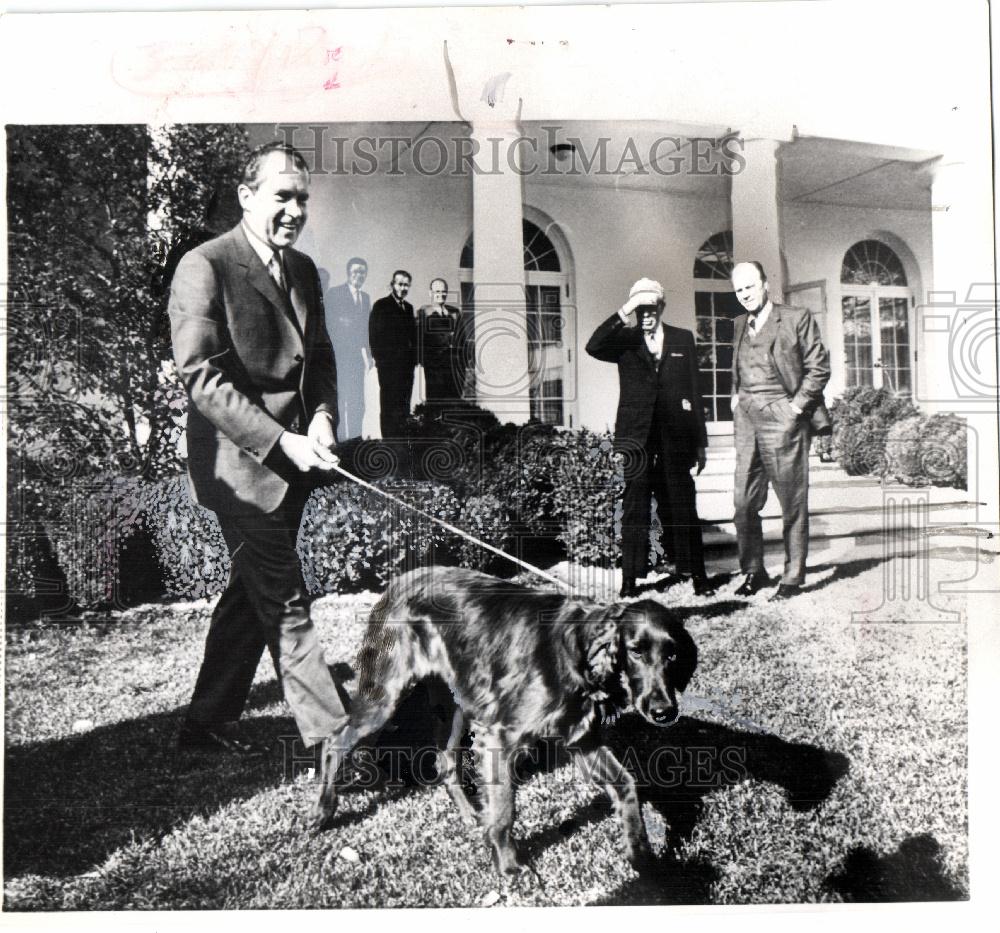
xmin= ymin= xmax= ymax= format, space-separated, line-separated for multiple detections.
xmin=747 ymin=313 xmax=758 ymax=338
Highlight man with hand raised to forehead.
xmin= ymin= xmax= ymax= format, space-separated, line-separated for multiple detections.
xmin=169 ymin=141 xmax=349 ymax=760
xmin=729 ymin=261 xmax=831 ymax=601
xmin=587 ymin=278 xmax=711 ymax=599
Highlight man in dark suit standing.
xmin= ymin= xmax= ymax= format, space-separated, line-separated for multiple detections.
xmin=416 ymin=277 xmax=468 ymax=413
xmin=587 ymin=278 xmax=711 ymax=599
xmin=369 ymin=270 xmax=417 ymax=439
xmin=729 ymin=261 xmax=831 ymax=601
xmin=324 ymin=256 xmax=372 ymax=441
xmin=169 ymin=142 xmax=348 ymax=757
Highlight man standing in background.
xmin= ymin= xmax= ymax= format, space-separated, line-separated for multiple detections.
xmin=325 ymin=256 xmax=372 ymax=441
xmin=416 ymin=277 xmax=468 ymax=414
xmin=586 ymin=278 xmax=710 ymax=599
xmin=369 ymin=269 xmax=417 ymax=440
xmin=729 ymin=260 xmax=831 ymax=601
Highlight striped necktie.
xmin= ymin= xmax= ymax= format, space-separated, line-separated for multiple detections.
xmin=268 ymin=253 xmax=287 ymax=294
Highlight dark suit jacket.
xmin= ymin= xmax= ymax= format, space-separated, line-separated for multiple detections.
xmin=731 ymin=302 xmax=832 ymax=434
xmin=169 ymin=224 xmax=338 ymax=515
xmin=416 ymin=304 xmax=468 ymax=368
xmin=586 ymin=312 xmax=708 ymax=464
xmin=369 ymin=295 xmax=416 ymax=371
xmin=326 ymin=283 xmax=371 ymax=329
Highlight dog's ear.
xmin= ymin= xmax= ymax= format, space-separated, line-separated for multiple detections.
xmin=583 ymin=611 xmax=622 ymax=685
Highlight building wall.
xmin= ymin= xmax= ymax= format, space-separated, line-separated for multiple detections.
xmin=247 ymin=125 xmax=936 ymax=435
xmin=524 ymin=179 xmax=730 ymax=434
xmin=781 ymin=199 xmax=934 ymax=400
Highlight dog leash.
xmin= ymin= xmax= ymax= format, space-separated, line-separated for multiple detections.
xmin=332 ymin=463 xmax=576 ymax=593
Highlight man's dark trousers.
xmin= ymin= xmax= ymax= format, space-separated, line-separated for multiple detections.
xmin=187 ymin=482 xmax=344 ymax=745
xmin=377 ymin=365 xmax=414 ymax=439
xmin=733 ymin=396 xmax=810 ymax=586
xmin=621 ymin=421 xmax=705 ymax=583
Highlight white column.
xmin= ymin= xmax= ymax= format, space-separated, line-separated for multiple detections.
xmin=470 ymin=120 xmax=530 ymax=422
xmin=730 ymin=137 xmax=784 ymax=300
xmin=924 ymin=155 xmax=998 ymax=410
xmin=444 ymin=41 xmax=531 ymax=423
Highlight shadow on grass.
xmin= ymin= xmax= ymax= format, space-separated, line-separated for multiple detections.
xmin=823 ymin=834 xmax=966 ymax=902
xmin=801 ymin=557 xmax=889 ymax=593
xmin=3 ymin=669 xmax=452 ymax=882
xmin=516 ymin=714 xmax=850 ymax=904
xmin=3 ymin=708 xmax=295 ymax=879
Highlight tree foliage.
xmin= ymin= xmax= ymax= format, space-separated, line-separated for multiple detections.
xmin=6 ymin=124 xmax=249 ymax=608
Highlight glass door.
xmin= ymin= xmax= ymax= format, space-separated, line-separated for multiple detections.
xmin=842 ymin=286 xmax=912 ymax=394
xmin=526 ymin=275 xmax=573 ymax=426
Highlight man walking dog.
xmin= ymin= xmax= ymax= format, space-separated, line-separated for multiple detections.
xmin=169 ymin=141 xmax=349 ymax=756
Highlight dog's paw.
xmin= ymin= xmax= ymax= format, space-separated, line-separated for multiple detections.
xmin=491 ymin=845 xmax=528 ymax=878
xmin=626 ymin=841 xmax=659 ymax=875
xmin=309 ymin=790 xmax=340 ymax=834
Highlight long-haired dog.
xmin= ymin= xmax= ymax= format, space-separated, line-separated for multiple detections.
xmin=312 ymin=566 xmax=697 ymax=875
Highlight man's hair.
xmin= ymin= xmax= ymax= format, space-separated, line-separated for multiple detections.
xmin=241 ymin=142 xmax=310 ymax=191
xmin=391 ymin=269 xmax=412 ymax=283
xmin=346 ymin=257 xmax=368 ymax=274
xmin=429 ymin=277 xmax=448 ymax=292
xmin=731 ymin=260 xmax=768 ymax=283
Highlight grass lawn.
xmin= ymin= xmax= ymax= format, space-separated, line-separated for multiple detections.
xmin=3 ymin=547 xmax=968 ymax=909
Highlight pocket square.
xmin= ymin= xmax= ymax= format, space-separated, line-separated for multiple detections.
xmin=681 ymin=398 xmax=692 ymax=411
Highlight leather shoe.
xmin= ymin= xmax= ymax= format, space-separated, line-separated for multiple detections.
xmin=619 ymin=577 xmax=639 ymax=599
xmin=690 ymin=575 xmax=716 ymax=597
xmin=734 ymin=571 xmax=773 ymax=597
xmin=177 ymin=721 xmax=267 ymax=756
xmin=769 ymin=583 xmax=801 ymax=602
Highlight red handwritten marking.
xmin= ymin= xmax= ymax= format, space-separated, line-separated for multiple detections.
xmin=111 ymin=28 xmax=340 ymax=99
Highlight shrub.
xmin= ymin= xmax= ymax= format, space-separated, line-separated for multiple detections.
xmin=455 ymin=493 xmax=512 ymax=572
xmin=829 ymin=387 xmax=920 ymax=476
xmin=299 ymin=482 xmax=462 ymax=594
xmin=884 ymin=415 xmax=928 ymax=486
xmin=42 ymin=475 xmax=167 ymax=612
xmin=143 ymin=476 xmax=229 ymax=599
xmin=869 ymin=411 xmax=968 ymax=490
xmin=919 ymin=413 xmax=968 ymax=489
xmin=544 ymin=430 xmax=621 ymax=567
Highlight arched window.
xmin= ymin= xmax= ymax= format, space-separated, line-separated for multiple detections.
xmin=840 ymin=240 xmax=912 ymax=394
xmin=841 ymin=239 xmax=908 ymax=287
xmin=460 ymin=218 xmax=574 ymax=426
xmin=459 ymin=219 xmax=562 ymax=272
xmin=693 ymin=231 xmax=741 ymax=430
xmin=693 ymin=230 xmax=734 ymax=280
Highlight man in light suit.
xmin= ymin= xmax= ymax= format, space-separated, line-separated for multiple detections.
xmin=416 ymin=277 xmax=469 ymax=413
xmin=324 ymin=256 xmax=372 ymax=441
xmin=586 ymin=278 xmax=711 ymax=599
xmin=169 ymin=141 xmax=348 ymax=758
xmin=729 ymin=261 xmax=831 ymax=601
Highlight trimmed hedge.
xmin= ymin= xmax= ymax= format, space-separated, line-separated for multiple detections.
xmin=829 ymin=387 xmax=921 ymax=476
xmin=884 ymin=412 xmax=968 ymax=489
xmin=299 ymin=482 xmax=462 ymax=594
xmin=15 ymin=405 xmax=762 ymax=612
